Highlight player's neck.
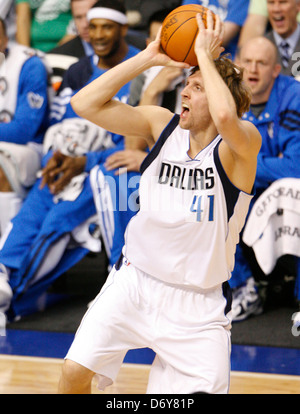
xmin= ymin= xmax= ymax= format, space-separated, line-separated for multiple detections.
xmin=188 ymin=126 xmax=218 ymax=158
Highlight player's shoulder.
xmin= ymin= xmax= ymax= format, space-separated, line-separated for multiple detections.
xmin=136 ymin=103 xmax=173 ymax=119
xmin=241 ymin=118 xmax=261 ymax=137
xmin=139 ymin=105 xmax=175 ymax=132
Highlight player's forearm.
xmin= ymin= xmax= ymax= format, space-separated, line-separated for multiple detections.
xmin=196 ymin=50 xmax=238 ymax=134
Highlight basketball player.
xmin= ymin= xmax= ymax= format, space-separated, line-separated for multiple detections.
xmin=58 ymin=12 xmax=261 ymax=394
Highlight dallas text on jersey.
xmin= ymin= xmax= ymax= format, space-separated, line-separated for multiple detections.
xmin=158 ymin=161 xmax=215 ymax=191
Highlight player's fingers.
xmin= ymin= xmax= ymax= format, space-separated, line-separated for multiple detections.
xmin=220 ymin=20 xmax=225 ymax=42
xmin=106 ymin=160 xmax=124 ymax=170
xmin=214 ymin=13 xmax=221 ymax=34
xmin=167 ymin=59 xmax=190 ymax=68
xmin=47 ymin=166 xmax=63 ymax=178
xmin=41 ymin=158 xmax=58 ymax=175
xmin=196 ymin=13 xmax=205 ymax=32
xmin=206 ymin=10 xmax=214 ymax=31
xmin=105 ymin=153 xmax=119 ymax=164
xmin=155 ymin=25 xmax=162 ymax=43
xmin=215 ymin=15 xmax=224 ymax=44
xmin=49 ymin=172 xmax=71 ymax=194
xmin=39 ymin=176 xmax=47 ymax=189
xmin=105 ymin=153 xmax=124 ymax=168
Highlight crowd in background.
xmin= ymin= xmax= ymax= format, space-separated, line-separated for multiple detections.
xmin=0 ymin=0 xmax=299 ymax=331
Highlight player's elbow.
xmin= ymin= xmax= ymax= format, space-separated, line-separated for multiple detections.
xmin=215 ymin=109 xmax=236 ymax=130
xmin=70 ymin=94 xmax=85 ymax=118
xmin=70 ymin=93 xmax=109 ymax=121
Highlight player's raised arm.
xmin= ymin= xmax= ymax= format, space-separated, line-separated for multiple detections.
xmin=70 ymin=28 xmax=189 ymax=145
xmin=195 ymin=12 xmax=260 ymax=154
xmin=194 ymin=12 xmax=261 ymax=193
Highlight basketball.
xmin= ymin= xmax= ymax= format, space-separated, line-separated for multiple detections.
xmin=160 ymin=5 xmax=216 ymax=66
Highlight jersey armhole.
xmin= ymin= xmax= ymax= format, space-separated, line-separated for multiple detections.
xmin=140 ymin=114 xmax=180 ymax=174
xmin=213 ymin=140 xmax=240 ymax=221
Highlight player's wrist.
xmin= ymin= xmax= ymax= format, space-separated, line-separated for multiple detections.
xmin=195 ymin=48 xmax=214 ymax=65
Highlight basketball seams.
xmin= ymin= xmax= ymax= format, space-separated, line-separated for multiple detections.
xmin=183 ymin=23 xmax=199 ymax=64
xmin=166 ymin=4 xmax=207 ymax=18
xmin=160 ymin=5 xmax=213 ymax=65
xmin=165 ymin=9 xmax=206 ymax=23
xmin=167 ymin=9 xmax=205 ymax=16
xmin=164 ymin=16 xmax=197 ymax=50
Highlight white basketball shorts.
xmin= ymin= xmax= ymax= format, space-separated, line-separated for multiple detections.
xmin=65 ymin=257 xmax=232 ymax=394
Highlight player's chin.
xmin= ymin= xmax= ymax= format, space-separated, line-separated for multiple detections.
xmin=179 ymin=117 xmax=189 ymax=130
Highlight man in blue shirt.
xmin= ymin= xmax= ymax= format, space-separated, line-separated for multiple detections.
xmin=230 ymin=36 xmax=300 ymax=322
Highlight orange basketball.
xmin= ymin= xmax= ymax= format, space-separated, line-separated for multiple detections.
xmin=160 ymin=5 xmax=216 ymax=66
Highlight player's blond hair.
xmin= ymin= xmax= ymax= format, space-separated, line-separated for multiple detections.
xmin=191 ymin=55 xmax=252 ymax=118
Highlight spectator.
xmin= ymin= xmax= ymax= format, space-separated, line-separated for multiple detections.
xmin=15 ymin=0 xmax=73 ymax=52
xmin=0 ymin=17 xmax=49 ymax=239
xmin=0 ymin=1 xmax=16 ymax=42
xmin=181 ymin=0 xmax=250 ymax=59
xmin=124 ymin=0 xmax=181 ymax=33
xmin=230 ymin=36 xmax=300 ymax=321
xmin=46 ymin=0 xmax=97 ymax=92
xmin=46 ymin=0 xmax=144 ymax=92
xmin=238 ymin=0 xmax=300 ymax=49
xmin=0 ymin=0 xmax=140 ymax=319
xmin=264 ymin=0 xmax=300 ymax=78
xmin=49 ymin=0 xmax=97 ymax=59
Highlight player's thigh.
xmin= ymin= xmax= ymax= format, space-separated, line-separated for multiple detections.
xmin=65 ymin=263 xmax=149 ymax=382
xmin=147 ymin=282 xmax=231 ymax=394
xmin=148 ymin=325 xmax=231 ymax=394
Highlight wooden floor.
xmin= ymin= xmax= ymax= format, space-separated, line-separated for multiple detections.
xmin=0 ymin=355 xmax=299 ymax=394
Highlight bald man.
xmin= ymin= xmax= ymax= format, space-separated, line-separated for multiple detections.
xmin=230 ymin=36 xmax=300 ymax=322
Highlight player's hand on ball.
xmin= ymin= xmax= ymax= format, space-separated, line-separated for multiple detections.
xmin=144 ymin=26 xmax=190 ymax=69
xmin=195 ymin=11 xmax=224 ymax=60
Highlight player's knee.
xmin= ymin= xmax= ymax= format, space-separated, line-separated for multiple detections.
xmin=58 ymin=359 xmax=95 ymax=394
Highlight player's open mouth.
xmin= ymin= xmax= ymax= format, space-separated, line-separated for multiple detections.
xmin=181 ymin=103 xmax=190 ymax=117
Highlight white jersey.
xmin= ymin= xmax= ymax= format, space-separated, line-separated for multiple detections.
xmin=123 ymin=115 xmax=253 ymax=289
